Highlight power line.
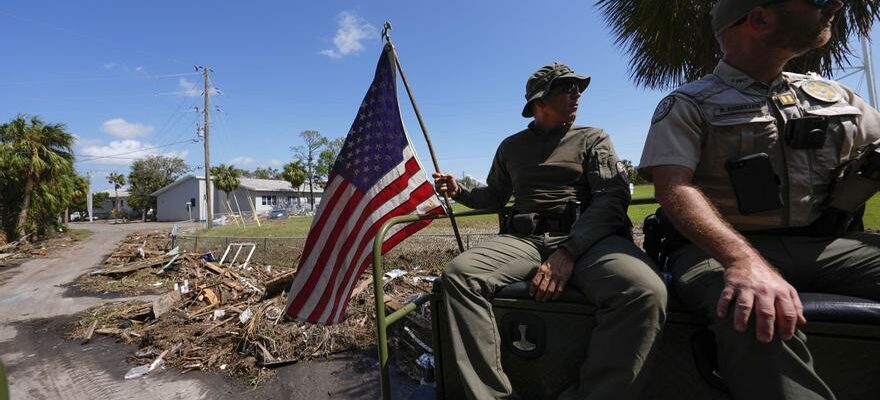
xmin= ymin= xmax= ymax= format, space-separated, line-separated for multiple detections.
xmin=75 ymin=138 xmax=199 ymax=163
xmin=0 ymin=72 xmax=201 ymax=86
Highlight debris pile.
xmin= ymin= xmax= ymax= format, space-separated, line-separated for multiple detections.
xmin=70 ymin=230 xmax=437 ymax=385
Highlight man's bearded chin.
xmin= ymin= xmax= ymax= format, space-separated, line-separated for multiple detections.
xmin=766 ymin=19 xmax=833 ymax=55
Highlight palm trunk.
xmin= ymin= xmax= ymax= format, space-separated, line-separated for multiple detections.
xmin=114 ymin=188 xmax=120 ymax=221
xmin=16 ymin=177 xmax=35 ymax=241
xmin=308 ymin=176 xmax=315 ymax=210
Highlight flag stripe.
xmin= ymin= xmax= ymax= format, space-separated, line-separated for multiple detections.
xmin=302 ymin=158 xmax=423 ymax=320
xmin=299 ymin=173 xmax=345 ymax=254
xmin=329 ymin=205 xmax=444 ymax=323
xmin=284 ymin=181 xmax=359 ymax=304
xmin=290 ymin=157 xmax=421 ymax=319
xmin=286 ymin=185 xmax=366 ymax=316
xmin=314 ymin=182 xmax=437 ymax=322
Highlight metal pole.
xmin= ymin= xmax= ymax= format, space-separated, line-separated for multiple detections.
xmin=862 ymin=35 xmax=877 ymax=109
xmin=202 ymin=66 xmax=214 ymax=228
xmin=381 ymin=22 xmax=466 ymax=253
xmin=86 ymin=172 xmax=93 ymax=222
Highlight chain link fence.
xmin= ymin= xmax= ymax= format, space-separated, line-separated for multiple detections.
xmin=173 ymin=232 xmax=498 ymax=269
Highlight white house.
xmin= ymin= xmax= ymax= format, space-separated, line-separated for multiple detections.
xmin=94 ymin=189 xmax=137 ymax=218
xmin=151 ymin=175 xmax=324 ymax=222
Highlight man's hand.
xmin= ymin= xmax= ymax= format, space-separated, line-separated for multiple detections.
xmin=432 ymin=172 xmax=459 ymax=198
xmin=717 ymin=255 xmax=806 ymax=343
xmin=529 ymin=248 xmax=574 ymax=302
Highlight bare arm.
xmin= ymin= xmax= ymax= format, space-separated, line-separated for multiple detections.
xmin=653 ymin=165 xmax=805 ymax=342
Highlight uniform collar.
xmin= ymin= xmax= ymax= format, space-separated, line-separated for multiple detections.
xmin=528 ymin=121 xmax=571 ymax=136
xmin=714 ymin=60 xmax=787 ymax=93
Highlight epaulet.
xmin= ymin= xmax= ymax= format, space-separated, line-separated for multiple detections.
xmin=783 ymin=71 xmax=812 ymax=82
xmin=672 ymin=74 xmax=727 ymax=102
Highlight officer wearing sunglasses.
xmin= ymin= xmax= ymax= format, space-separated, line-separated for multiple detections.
xmin=640 ymin=0 xmax=880 ymax=399
xmin=433 ymin=62 xmax=666 ymax=400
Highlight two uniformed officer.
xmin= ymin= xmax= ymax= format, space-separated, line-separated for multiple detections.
xmin=639 ymin=0 xmax=880 ymax=398
xmin=434 ymin=62 xmax=666 ymax=400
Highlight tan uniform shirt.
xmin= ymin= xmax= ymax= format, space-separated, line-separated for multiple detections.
xmin=639 ymin=61 xmax=880 ymax=231
xmin=456 ymin=123 xmax=632 ymax=257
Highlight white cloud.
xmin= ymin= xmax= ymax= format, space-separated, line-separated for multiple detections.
xmin=176 ymin=77 xmax=220 ymax=97
xmin=319 ymin=12 xmax=376 ymax=59
xmin=230 ymin=156 xmax=255 ymax=166
xmin=179 ymin=78 xmax=201 ymax=97
xmin=101 ymin=118 xmax=154 ymax=139
xmin=79 ymin=140 xmax=188 ymax=166
xmin=102 ymin=62 xmax=118 ymax=70
xmin=134 ymin=66 xmax=145 ymax=73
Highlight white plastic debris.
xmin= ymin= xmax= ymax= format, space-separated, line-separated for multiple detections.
xmin=124 ymin=364 xmax=151 ymax=380
xmin=151 ymin=281 xmax=164 ymax=287
xmin=165 ymin=246 xmax=180 ymax=256
xmin=239 ymin=308 xmax=254 ymax=324
xmin=179 ymin=279 xmax=190 ymax=294
xmin=384 ymin=269 xmax=407 ymax=280
xmin=220 ymin=364 xmax=227 ymax=370
xmin=213 ymin=309 xmax=226 ymax=320
xmin=265 ymin=265 xmax=272 ymax=273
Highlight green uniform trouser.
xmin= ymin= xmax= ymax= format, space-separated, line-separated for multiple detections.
xmin=669 ymin=232 xmax=880 ymax=400
xmin=442 ymin=233 xmax=667 ymax=400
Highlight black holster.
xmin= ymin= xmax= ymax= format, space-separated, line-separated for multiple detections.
xmin=643 ymin=208 xmax=690 ymax=270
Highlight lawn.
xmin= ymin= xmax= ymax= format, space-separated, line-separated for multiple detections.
xmin=190 ymin=185 xmax=879 ymax=238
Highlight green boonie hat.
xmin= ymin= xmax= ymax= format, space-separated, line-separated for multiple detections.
xmin=522 ymin=62 xmax=590 ymax=118
xmin=712 ymin=0 xmax=777 ymax=35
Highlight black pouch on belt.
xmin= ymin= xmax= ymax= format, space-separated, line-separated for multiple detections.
xmin=510 ymin=213 xmax=540 ymax=235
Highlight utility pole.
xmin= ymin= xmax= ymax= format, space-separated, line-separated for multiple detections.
xmin=862 ymin=35 xmax=877 ymax=108
xmin=86 ymin=172 xmax=93 ymax=222
xmin=199 ymin=66 xmax=214 ymax=228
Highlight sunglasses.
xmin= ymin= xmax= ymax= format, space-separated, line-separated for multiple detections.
xmin=548 ymin=81 xmax=581 ymax=96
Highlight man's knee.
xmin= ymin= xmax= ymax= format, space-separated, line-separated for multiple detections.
xmin=631 ymin=274 xmax=668 ymax=318
xmin=443 ymin=253 xmax=488 ymax=295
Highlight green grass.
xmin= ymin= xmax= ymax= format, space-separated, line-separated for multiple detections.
xmin=186 ymin=186 xmax=879 ymax=238
xmin=66 ymin=228 xmax=93 ymax=241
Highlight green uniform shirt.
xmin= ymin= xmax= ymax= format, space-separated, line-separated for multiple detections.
xmin=455 ymin=122 xmax=632 ymax=258
xmin=639 ymin=61 xmax=880 ymax=231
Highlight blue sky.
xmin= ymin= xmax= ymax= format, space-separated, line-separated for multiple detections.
xmin=1 ymin=1 xmax=878 ymax=192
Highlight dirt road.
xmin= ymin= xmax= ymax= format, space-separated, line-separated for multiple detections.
xmin=0 ymin=222 xmax=423 ymax=400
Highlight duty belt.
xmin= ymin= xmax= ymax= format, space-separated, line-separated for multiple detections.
xmin=503 ymin=211 xmax=573 ymax=236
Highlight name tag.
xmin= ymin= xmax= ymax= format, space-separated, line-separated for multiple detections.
xmin=715 ymin=102 xmax=765 ymax=116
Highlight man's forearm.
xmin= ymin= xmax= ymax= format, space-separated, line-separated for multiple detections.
xmin=658 ymin=183 xmax=759 ymax=266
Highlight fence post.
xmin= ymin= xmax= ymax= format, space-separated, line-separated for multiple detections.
xmin=466 ymin=234 xmax=470 ymax=249
xmin=194 ymin=236 xmax=199 ymax=253
xmin=225 ymin=236 xmax=229 ymax=247
xmin=264 ymin=237 xmax=269 ymax=264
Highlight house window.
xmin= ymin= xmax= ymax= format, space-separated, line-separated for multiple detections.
xmin=261 ymin=195 xmax=277 ymax=206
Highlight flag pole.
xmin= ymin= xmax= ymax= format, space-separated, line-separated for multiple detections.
xmin=382 ymin=21 xmax=466 ymax=253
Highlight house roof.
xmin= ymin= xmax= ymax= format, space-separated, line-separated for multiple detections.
xmin=151 ymin=175 xmax=324 ymax=197
xmin=96 ymin=189 xmax=130 ymax=197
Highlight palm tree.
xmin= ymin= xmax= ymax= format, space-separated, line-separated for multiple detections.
xmin=211 ymin=163 xmax=241 ymax=204
xmin=107 ymin=172 xmax=126 ymax=220
xmin=595 ymin=0 xmax=879 ymax=89
xmin=0 ymin=115 xmax=75 ymax=241
xmin=282 ymin=160 xmax=307 ymax=209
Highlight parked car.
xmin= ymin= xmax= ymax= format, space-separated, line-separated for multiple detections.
xmin=267 ymin=208 xmax=288 ymax=220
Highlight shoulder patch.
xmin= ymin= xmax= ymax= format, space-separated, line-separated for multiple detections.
xmin=652 ymin=96 xmax=676 ymax=124
xmin=801 ymin=80 xmax=841 ymax=103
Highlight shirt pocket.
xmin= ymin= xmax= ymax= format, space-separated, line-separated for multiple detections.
xmin=706 ymin=114 xmax=779 ymax=175
xmin=802 ymin=104 xmax=861 ymax=181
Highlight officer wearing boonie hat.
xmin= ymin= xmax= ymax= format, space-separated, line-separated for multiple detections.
xmin=640 ymin=0 xmax=880 ymax=399
xmin=521 ymin=62 xmax=590 ymax=117
xmin=433 ymin=62 xmax=666 ymax=400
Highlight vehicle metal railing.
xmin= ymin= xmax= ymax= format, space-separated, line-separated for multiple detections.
xmin=371 ymin=197 xmax=658 ymax=399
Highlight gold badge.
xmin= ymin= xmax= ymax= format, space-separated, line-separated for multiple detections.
xmin=801 ymin=80 xmax=841 ymax=103
xmin=774 ymin=92 xmax=798 ymax=107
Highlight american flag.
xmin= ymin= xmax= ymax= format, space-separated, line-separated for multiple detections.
xmin=284 ymin=45 xmax=443 ymax=325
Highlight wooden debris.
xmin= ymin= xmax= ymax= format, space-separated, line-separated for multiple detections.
xmin=152 ymin=290 xmax=183 ymax=318
xmin=262 ymin=270 xmax=296 ymax=298
xmin=82 ymin=320 xmax=98 ymax=344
